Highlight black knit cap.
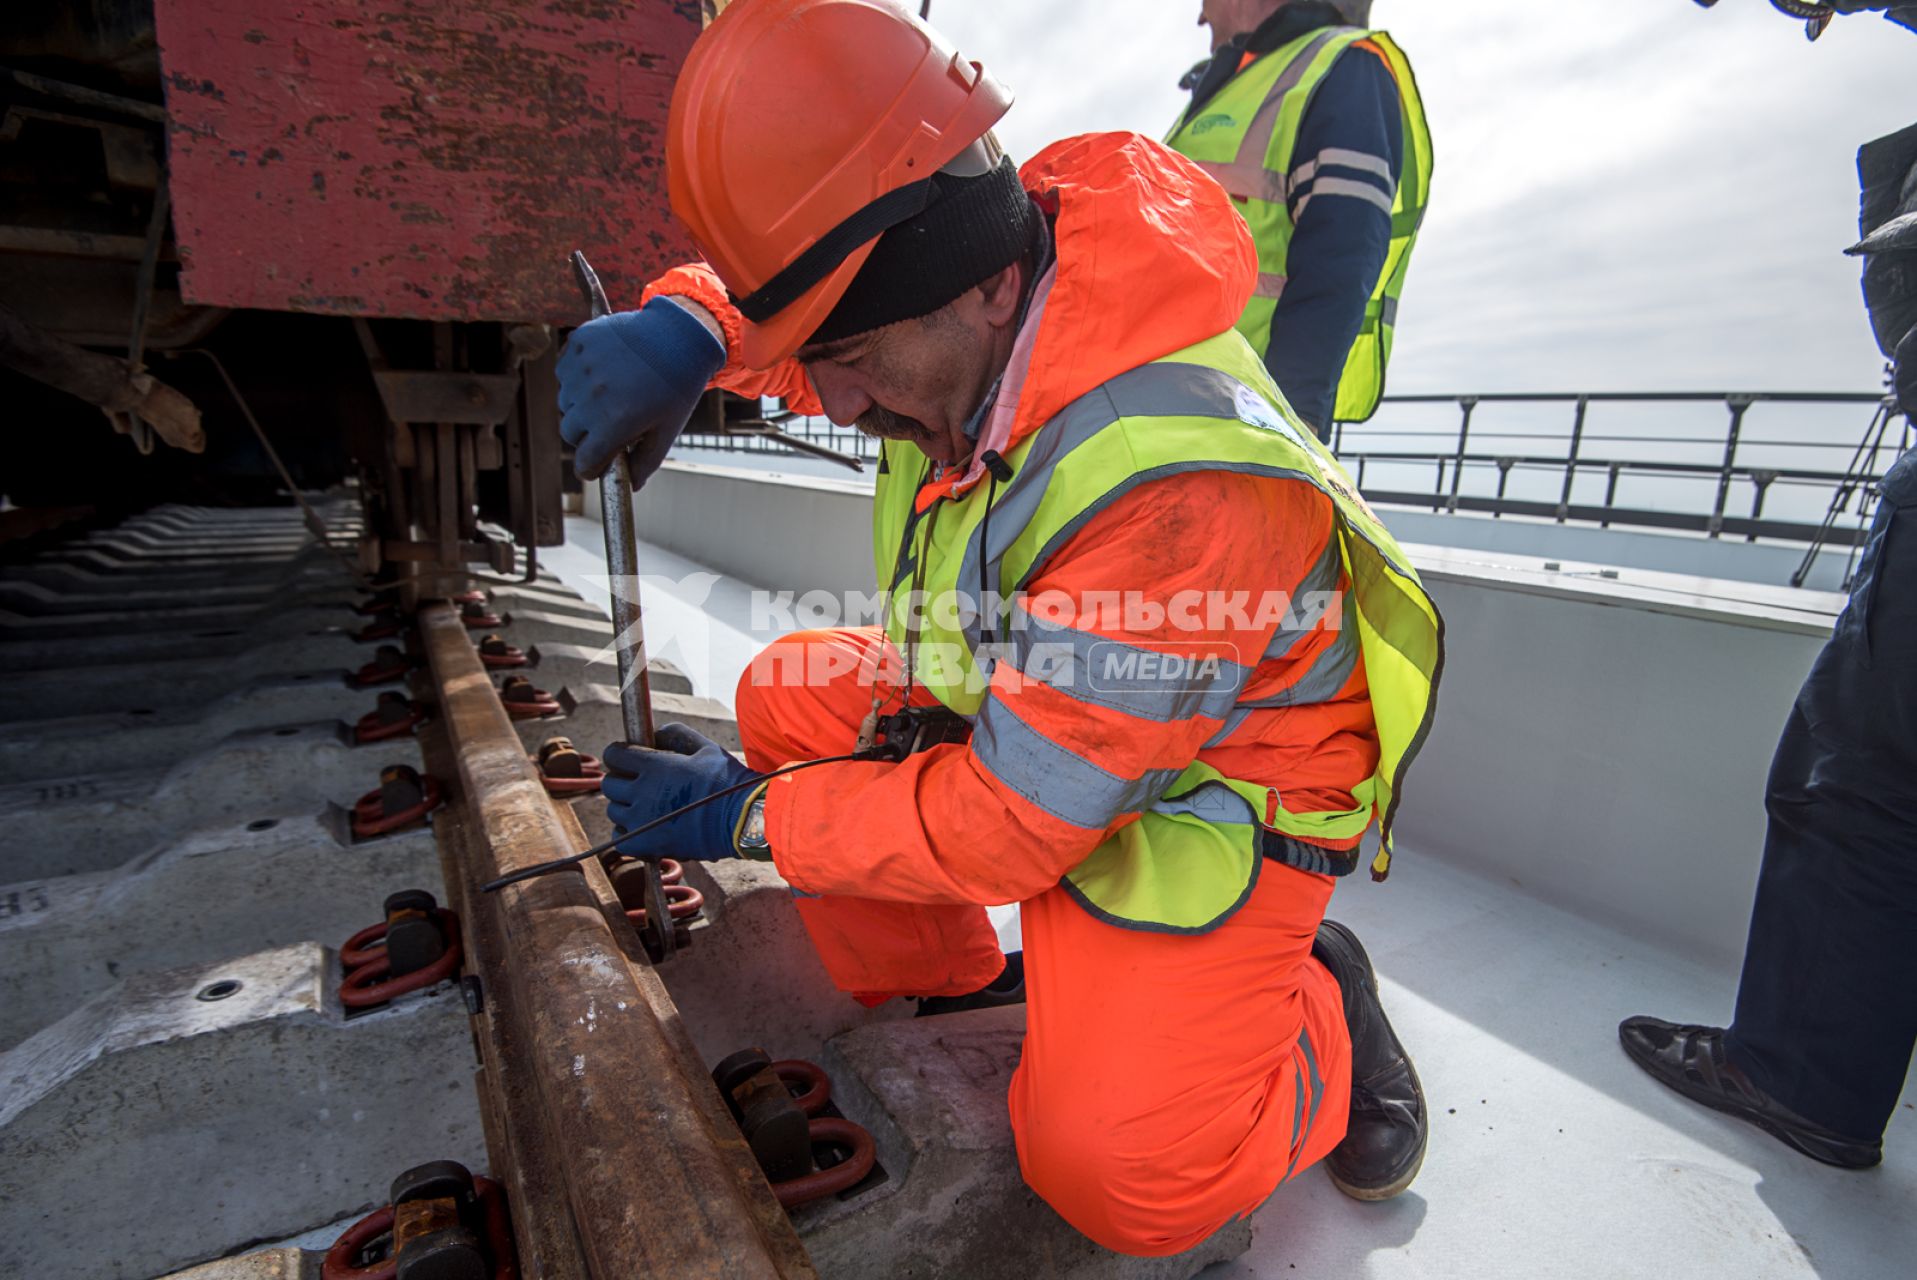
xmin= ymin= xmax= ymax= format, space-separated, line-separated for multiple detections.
xmin=802 ymin=155 xmax=1039 ymax=348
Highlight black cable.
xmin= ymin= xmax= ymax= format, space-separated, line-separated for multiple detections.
xmin=896 ymin=457 xmax=937 ymax=709
xmin=977 ymin=450 xmax=1010 ymax=651
xmin=480 ymin=748 xmax=884 ymax=893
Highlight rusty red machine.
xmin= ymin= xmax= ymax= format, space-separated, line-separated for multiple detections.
xmin=2 ymin=0 xmax=701 ymax=573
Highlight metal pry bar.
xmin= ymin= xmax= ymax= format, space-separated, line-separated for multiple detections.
xmin=570 ymin=250 xmax=655 ymax=750
xmin=569 ymin=248 xmax=676 ymax=961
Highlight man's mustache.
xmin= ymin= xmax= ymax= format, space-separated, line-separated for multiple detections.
xmin=854 ymin=405 xmax=931 ymax=442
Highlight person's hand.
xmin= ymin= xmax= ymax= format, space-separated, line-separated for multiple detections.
xmin=557 ymin=297 xmax=726 ymax=485
xmin=602 ymin=723 xmax=764 ymax=860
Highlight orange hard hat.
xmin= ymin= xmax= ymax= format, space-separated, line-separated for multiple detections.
xmin=667 ymin=0 xmax=1014 ymax=369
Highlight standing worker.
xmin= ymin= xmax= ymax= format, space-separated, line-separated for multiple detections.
xmin=1619 ymin=122 xmax=1917 ymax=1171
xmin=1168 ymin=1 xmax=1432 ymax=440
xmin=555 ymin=0 xmax=1443 ymax=1254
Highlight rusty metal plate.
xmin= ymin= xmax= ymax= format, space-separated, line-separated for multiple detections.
xmin=372 ymin=370 xmax=519 ymax=426
xmin=152 ymin=0 xmax=700 ymax=324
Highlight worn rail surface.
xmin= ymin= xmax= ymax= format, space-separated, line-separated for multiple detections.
xmin=418 ymin=602 xmax=818 ymax=1278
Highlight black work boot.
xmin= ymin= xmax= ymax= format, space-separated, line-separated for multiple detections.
xmin=1313 ymin=921 xmax=1427 ymax=1200
xmin=916 ymin=951 xmax=1026 ymax=1018
xmin=1617 ymin=1017 xmax=1882 ymax=1169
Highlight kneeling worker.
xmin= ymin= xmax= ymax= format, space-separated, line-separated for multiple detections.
xmin=555 ymin=0 xmax=1444 ymax=1254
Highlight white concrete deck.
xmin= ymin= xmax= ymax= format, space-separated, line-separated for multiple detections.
xmin=1406 ymin=542 xmax=1844 ymax=635
xmin=1224 ymin=846 xmax=1916 ymax=1279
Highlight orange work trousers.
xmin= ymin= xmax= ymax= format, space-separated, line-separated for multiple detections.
xmin=737 ymin=628 xmax=1354 ymax=1257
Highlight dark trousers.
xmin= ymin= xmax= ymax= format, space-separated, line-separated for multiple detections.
xmin=1725 ymin=446 xmax=1917 ymax=1142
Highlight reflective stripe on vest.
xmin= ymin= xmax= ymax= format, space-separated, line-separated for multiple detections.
xmin=1008 ymin=605 xmax=1255 ymax=725
xmin=972 ymin=695 xmax=1190 ymax=831
xmin=1166 ymin=28 xmax=1433 ymax=424
xmin=870 ymin=329 xmax=1443 ymax=931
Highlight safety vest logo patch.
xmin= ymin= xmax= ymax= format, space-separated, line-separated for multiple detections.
xmin=1232 ymin=383 xmax=1314 ymax=452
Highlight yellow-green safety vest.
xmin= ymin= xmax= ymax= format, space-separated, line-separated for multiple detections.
xmin=1165 ymin=26 xmax=1433 ymax=424
xmin=871 ymin=329 xmax=1444 ymax=933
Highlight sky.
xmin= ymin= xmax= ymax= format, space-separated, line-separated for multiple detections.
xmin=922 ymin=0 xmax=1915 ymax=397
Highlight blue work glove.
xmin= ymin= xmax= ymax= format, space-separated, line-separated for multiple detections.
xmin=601 ymin=723 xmax=764 ymax=860
xmin=557 ymin=297 xmax=726 ymax=485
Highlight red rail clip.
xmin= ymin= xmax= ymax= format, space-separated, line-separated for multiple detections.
xmin=322 ymin=1173 xmax=515 ymax=1280
xmin=761 ymin=1059 xmax=877 ymax=1210
xmin=339 ymin=907 xmax=463 ymax=1009
xmin=476 ymin=633 xmax=528 ymax=669
xmin=533 ymin=736 xmax=605 ymax=796
xmin=772 ymin=1059 xmax=832 ymax=1116
xmin=612 ymin=857 xmax=706 ymax=925
xmin=498 ymin=675 xmax=561 ymax=719
xmin=354 ymin=692 xmax=427 ymax=744
xmin=351 ymin=766 xmax=444 ymax=838
xmin=351 ymin=646 xmax=415 ymax=688
xmin=625 ymin=883 xmax=706 ymax=927
xmin=460 ymin=600 xmax=504 ymax=630
xmin=772 ymin=1117 xmax=878 ymax=1209
xmin=711 ymin=1052 xmax=878 ymax=1210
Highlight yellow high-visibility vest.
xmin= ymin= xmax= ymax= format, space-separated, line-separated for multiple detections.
xmin=871 ymin=329 xmax=1444 ymax=930
xmin=1166 ymin=27 xmax=1433 ymax=424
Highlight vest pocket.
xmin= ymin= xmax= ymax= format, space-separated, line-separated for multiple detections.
xmin=1060 ymin=777 xmax=1263 ymax=935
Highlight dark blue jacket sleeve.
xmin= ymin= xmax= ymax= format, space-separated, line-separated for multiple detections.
xmin=1264 ymin=46 xmax=1403 ymax=435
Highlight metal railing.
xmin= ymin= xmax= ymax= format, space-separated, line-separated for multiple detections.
xmin=1329 ymin=391 xmax=1901 ymax=547
xmin=680 ymin=407 xmax=883 ymax=466
xmin=679 ymin=389 xmax=1906 ymax=553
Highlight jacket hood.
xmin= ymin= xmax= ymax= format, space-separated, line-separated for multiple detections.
xmin=1007 ymin=132 xmax=1256 ymax=451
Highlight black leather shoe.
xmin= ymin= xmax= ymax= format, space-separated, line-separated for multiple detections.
xmin=1616 ymin=1017 xmax=1882 ymax=1169
xmin=916 ymin=951 xmax=1026 ymax=1018
xmin=1313 ymin=921 xmax=1427 ymax=1200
